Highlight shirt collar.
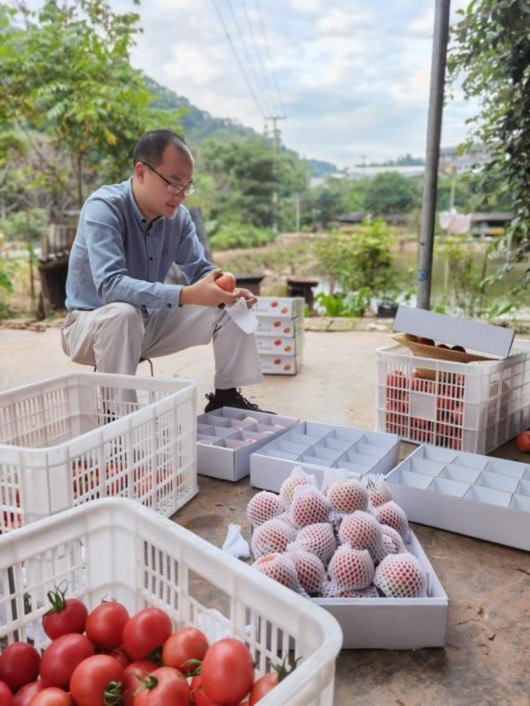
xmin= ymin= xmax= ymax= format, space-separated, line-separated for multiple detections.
xmin=127 ymin=177 xmax=162 ymax=230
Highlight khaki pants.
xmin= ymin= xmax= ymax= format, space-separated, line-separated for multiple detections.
xmin=61 ymin=302 xmax=263 ymax=389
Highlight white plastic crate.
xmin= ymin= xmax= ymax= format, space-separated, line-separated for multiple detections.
xmin=376 ymin=343 xmax=530 ymax=453
xmin=0 ymin=373 xmax=198 ymax=531
xmin=386 ymin=444 xmax=530 ymax=551
xmin=0 ymin=499 xmax=342 ymax=706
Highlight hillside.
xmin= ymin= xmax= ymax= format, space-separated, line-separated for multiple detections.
xmin=145 ymin=76 xmax=338 ymax=176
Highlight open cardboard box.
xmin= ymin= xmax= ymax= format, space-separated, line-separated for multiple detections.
xmin=393 ymin=304 xmax=515 ymax=358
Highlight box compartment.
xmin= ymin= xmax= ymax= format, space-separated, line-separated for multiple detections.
xmin=197 ymin=407 xmax=299 ymax=481
xmin=386 ymin=444 xmax=530 ymax=551
xmin=250 ymin=421 xmax=400 ymax=491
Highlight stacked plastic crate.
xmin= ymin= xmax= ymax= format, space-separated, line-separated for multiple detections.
xmin=254 ymin=296 xmax=305 ymax=375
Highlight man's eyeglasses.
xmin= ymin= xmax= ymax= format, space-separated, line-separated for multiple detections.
xmin=141 ymin=162 xmax=195 ymax=197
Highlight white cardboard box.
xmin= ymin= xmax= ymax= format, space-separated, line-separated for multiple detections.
xmin=253 ymin=296 xmax=305 ymax=318
xmin=385 ymin=444 xmax=530 ymax=551
xmin=256 ymin=332 xmax=304 ymax=355
xmin=250 ymin=421 xmax=400 ymax=491
xmin=256 ymin=315 xmax=304 ymax=337
xmin=259 ymin=351 xmax=303 ymax=375
xmin=313 ymin=532 xmax=448 ymax=649
xmin=393 ymin=304 xmax=515 ymax=356
xmin=196 ymin=407 xmax=299 ymax=481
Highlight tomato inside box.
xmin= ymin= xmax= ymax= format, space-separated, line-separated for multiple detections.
xmin=376 ymin=343 xmax=530 ymax=454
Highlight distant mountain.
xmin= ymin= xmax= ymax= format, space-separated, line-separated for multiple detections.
xmin=145 ymin=76 xmax=339 ymax=175
xmin=145 ymin=76 xmax=265 ymax=146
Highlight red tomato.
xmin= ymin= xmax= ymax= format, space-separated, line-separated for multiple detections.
xmin=249 ymin=673 xmax=279 ymax=705
xmin=70 ymin=654 xmax=125 ymax=706
xmin=30 ymin=687 xmax=73 ymax=706
xmin=122 ymin=660 xmax=157 ymax=706
xmin=0 ymin=680 xmax=13 ymax=706
xmin=133 ymin=666 xmax=190 ymax=706
xmin=200 ymin=639 xmax=254 ymax=705
xmin=516 ymin=431 xmax=530 ymax=453
xmin=123 ymin=608 xmax=172 ymax=661
xmin=107 ymin=648 xmax=131 ymax=669
xmin=190 ymin=675 xmax=227 ymax=705
xmin=85 ymin=601 xmax=130 ymax=650
xmin=0 ymin=642 xmax=40 ymax=692
xmin=39 ymin=633 xmax=95 ymax=689
xmin=42 ymin=589 xmax=88 ymax=640
xmin=162 ymin=627 xmax=209 ymax=674
xmin=13 ymin=681 xmax=45 ymax=706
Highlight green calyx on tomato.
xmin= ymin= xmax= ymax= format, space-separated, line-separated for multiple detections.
xmin=102 ymin=680 xmax=123 ymax=706
xmin=44 ymin=587 xmax=69 ymax=614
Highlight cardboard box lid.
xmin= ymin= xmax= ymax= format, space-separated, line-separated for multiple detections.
xmin=392 ymin=304 xmax=515 ymax=358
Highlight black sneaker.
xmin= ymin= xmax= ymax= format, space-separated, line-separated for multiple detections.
xmin=204 ymin=390 xmax=276 ymax=415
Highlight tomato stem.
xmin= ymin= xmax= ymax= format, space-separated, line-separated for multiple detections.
xmin=44 ymin=587 xmax=67 ymax=615
xmin=103 ymin=680 xmax=123 ymax=706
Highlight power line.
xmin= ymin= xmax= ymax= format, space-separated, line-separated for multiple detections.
xmin=211 ymin=0 xmax=266 ymax=117
xmin=225 ymin=0 xmax=275 ymax=116
xmin=240 ymin=0 xmax=281 ymax=116
xmin=253 ymin=0 xmax=286 ymax=117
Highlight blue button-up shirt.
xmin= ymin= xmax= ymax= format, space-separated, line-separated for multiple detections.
xmin=65 ymin=178 xmax=214 ymax=316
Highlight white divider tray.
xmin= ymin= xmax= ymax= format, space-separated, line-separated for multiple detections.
xmin=0 ymin=373 xmax=198 ymax=532
xmin=250 ymin=421 xmax=400 ymax=491
xmin=386 ymin=444 xmax=530 ymax=551
xmin=0 ymin=499 xmax=343 ymax=706
xmin=314 ymin=532 xmax=448 ymax=649
xmin=197 ymin=407 xmax=299 ymax=481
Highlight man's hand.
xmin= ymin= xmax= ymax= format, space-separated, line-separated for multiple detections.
xmin=180 ymin=270 xmax=240 ymax=307
xmin=235 ymin=287 xmax=258 ymax=308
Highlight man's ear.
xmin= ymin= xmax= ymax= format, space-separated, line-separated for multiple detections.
xmin=134 ymin=162 xmax=147 ymax=183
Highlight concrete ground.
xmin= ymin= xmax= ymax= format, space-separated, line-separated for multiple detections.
xmin=1 ymin=325 xmax=529 ymax=705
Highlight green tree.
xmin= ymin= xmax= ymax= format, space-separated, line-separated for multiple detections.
xmin=448 ymin=0 xmax=530 ymax=277
xmin=364 ymin=172 xmax=418 ymax=215
xmin=0 ymin=0 xmax=184 ymax=213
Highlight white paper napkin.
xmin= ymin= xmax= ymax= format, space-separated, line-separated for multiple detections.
xmin=221 ymin=523 xmax=251 ymax=558
xmin=224 ymin=298 xmax=259 ymax=334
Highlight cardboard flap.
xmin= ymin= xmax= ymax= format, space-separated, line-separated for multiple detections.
xmin=392 ymin=305 xmax=515 ymax=358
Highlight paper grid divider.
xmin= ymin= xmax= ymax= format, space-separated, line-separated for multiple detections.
xmin=0 ymin=373 xmax=198 ymax=531
xmin=0 ymin=499 xmax=342 ymax=706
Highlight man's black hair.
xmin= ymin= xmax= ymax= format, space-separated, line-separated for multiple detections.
xmin=133 ymin=130 xmax=191 ymax=167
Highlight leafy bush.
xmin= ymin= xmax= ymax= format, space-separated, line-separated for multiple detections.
xmin=315 ymin=289 xmax=370 ymax=318
xmin=209 ymin=222 xmax=276 ymax=251
xmin=0 ymin=209 xmax=48 ymax=242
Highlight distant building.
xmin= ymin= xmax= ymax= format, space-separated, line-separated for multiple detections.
xmin=439 ymin=145 xmax=488 ymax=175
xmin=471 ymin=212 xmax=512 ymax=238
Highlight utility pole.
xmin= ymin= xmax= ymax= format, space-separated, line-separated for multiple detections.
xmin=266 ymin=115 xmax=285 ymax=233
xmin=417 ymin=0 xmax=451 ymax=310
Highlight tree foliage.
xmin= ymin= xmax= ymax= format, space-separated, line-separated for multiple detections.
xmin=363 ymin=172 xmax=419 ymax=215
xmin=0 ymin=0 xmax=184 ymax=213
xmin=448 ymin=0 xmax=530 ymax=278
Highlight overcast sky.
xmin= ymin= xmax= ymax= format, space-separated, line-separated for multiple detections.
xmin=61 ymin=1 xmax=478 ymax=168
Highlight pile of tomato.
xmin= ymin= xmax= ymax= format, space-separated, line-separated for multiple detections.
xmin=0 ymin=589 xmax=290 ymax=705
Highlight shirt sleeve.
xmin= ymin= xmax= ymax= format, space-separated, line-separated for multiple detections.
xmin=85 ymin=198 xmax=183 ymax=310
xmin=173 ymin=209 xmax=215 ymax=284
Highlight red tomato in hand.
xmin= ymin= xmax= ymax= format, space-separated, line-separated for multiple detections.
xmin=200 ymin=639 xmax=254 ymax=705
xmin=162 ymin=627 xmax=208 ymax=674
xmin=516 ymin=431 xmax=530 ymax=453
xmin=12 ymin=681 xmax=45 ymax=706
xmin=133 ymin=666 xmax=190 ymax=706
xmin=123 ymin=608 xmax=172 ymax=660
xmin=70 ymin=654 xmax=125 ymax=706
xmin=30 ymin=687 xmax=73 ymax=706
xmin=122 ymin=660 xmax=157 ymax=706
xmin=42 ymin=589 xmax=88 ymax=640
xmin=0 ymin=680 xmax=13 ymax=706
xmin=85 ymin=601 xmax=130 ymax=650
xmin=0 ymin=642 xmax=40 ymax=692
xmin=39 ymin=633 xmax=95 ymax=689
